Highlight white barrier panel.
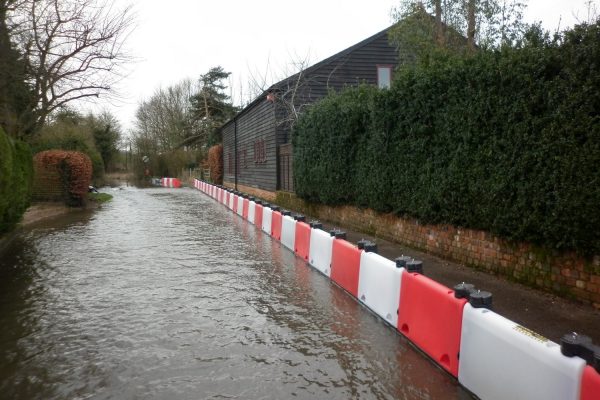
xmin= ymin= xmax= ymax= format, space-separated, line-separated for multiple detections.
xmin=228 ymin=193 xmax=234 ymax=210
xmin=262 ymin=207 xmax=273 ymax=235
xmin=458 ymin=304 xmax=586 ymax=400
xmin=248 ymin=201 xmax=256 ymax=224
xmin=308 ymin=228 xmax=334 ymax=277
xmin=281 ymin=215 xmax=296 ymax=251
xmin=357 ymin=252 xmax=404 ymax=328
xmin=236 ymin=197 xmax=244 ymax=216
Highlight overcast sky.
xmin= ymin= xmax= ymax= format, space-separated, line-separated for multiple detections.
xmin=91 ymin=0 xmax=599 ymax=132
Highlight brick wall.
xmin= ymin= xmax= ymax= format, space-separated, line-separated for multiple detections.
xmin=223 ymin=182 xmax=277 ymax=201
xmin=275 ymin=192 xmax=600 ymax=309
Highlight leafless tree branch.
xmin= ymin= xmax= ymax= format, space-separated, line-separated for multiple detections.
xmin=7 ymin=0 xmax=134 ymax=134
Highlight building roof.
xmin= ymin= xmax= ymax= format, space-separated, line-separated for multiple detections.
xmin=221 ymin=23 xmax=397 ymax=128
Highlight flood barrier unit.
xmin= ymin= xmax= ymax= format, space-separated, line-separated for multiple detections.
xmin=161 ymin=177 xmax=181 ymax=188
xmin=242 ymin=198 xmax=249 ymax=220
xmin=248 ymin=201 xmax=256 ymax=224
xmin=581 ymin=366 xmax=600 ymax=400
xmin=458 ymin=304 xmax=586 ymax=400
xmin=294 ymin=221 xmax=311 ymax=261
xmin=192 ymin=180 xmax=598 ymax=400
xmin=357 ymin=252 xmax=403 ymax=328
xmin=330 ymin=239 xmax=362 ymax=298
xmin=262 ymin=207 xmax=272 ymax=235
xmin=281 ymin=215 xmax=297 ymax=251
xmin=236 ymin=196 xmax=244 ymax=216
xmin=254 ymin=203 xmax=264 ymax=228
xmin=398 ymin=273 xmax=467 ymax=377
xmin=309 ymin=228 xmax=334 ymax=277
xmin=271 ymin=211 xmax=283 ymax=241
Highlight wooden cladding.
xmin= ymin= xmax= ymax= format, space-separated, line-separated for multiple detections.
xmin=279 ymin=143 xmax=293 ymax=192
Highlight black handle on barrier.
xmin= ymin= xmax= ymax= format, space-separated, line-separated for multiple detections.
xmin=329 ymin=229 xmax=346 ymax=239
xmin=469 ymin=290 xmax=493 ymax=309
xmin=406 ymin=259 xmax=423 ymax=274
xmin=309 ymin=220 xmax=323 ymax=230
xmin=560 ymin=333 xmax=600 ymax=372
xmin=453 ymin=282 xmax=475 ymax=299
xmin=363 ymin=242 xmax=378 ymax=253
xmin=395 ymin=255 xmax=412 ymax=269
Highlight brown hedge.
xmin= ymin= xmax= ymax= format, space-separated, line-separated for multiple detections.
xmin=207 ymin=144 xmax=223 ymax=184
xmin=34 ymin=150 xmax=92 ymax=206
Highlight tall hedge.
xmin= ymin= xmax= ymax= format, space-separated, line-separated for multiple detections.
xmin=293 ymin=23 xmax=600 ymax=255
xmin=33 ymin=150 xmax=93 ymax=207
xmin=207 ymin=144 xmax=223 ymax=184
xmin=0 ymin=127 xmax=33 ymax=234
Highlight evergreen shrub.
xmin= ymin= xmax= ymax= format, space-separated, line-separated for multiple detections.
xmin=293 ymin=23 xmax=600 ymax=255
xmin=0 ymin=127 xmax=33 ymax=233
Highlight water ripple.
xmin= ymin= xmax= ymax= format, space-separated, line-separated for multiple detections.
xmin=0 ymin=187 xmax=470 ymax=399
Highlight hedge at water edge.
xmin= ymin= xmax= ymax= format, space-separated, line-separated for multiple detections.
xmin=0 ymin=127 xmax=33 ymax=234
xmin=33 ymin=150 xmax=93 ymax=207
xmin=293 ymin=23 xmax=600 ymax=255
xmin=208 ymin=144 xmax=224 ymax=184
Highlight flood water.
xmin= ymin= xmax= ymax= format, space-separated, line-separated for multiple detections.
xmin=0 ymin=187 xmax=473 ymax=399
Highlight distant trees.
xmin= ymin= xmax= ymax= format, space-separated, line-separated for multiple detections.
xmin=31 ymin=108 xmax=122 ymax=180
xmin=1 ymin=0 xmax=133 ymax=137
xmin=189 ymin=66 xmax=238 ymax=146
xmin=390 ymin=0 xmax=528 ymax=62
xmin=132 ymin=66 xmax=238 ymax=178
xmin=0 ymin=0 xmax=34 ymax=138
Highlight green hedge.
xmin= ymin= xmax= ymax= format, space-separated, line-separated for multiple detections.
xmin=0 ymin=127 xmax=33 ymax=234
xmin=293 ymin=23 xmax=600 ymax=255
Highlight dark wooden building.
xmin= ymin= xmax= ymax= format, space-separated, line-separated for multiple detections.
xmin=222 ymin=24 xmax=400 ymax=197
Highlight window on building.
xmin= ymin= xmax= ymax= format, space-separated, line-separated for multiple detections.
xmin=377 ymin=65 xmax=392 ymax=89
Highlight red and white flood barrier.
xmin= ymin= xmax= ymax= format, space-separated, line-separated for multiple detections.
xmin=192 ymin=179 xmax=600 ymax=400
xmin=161 ymin=177 xmax=181 ymax=188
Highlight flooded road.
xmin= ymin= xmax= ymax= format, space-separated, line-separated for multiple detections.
xmin=0 ymin=187 xmax=472 ymax=399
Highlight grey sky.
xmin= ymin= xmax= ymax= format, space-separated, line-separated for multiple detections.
xmin=90 ymin=0 xmax=599 ymax=132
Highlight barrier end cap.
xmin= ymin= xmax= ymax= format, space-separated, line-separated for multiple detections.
xmin=364 ymin=242 xmax=378 ymax=253
xmin=453 ymin=283 xmax=475 ymax=299
xmin=406 ymin=259 xmax=423 ymax=274
xmin=357 ymin=239 xmax=368 ymax=249
xmin=309 ymin=220 xmax=323 ymax=229
xmin=469 ymin=290 xmax=493 ymax=309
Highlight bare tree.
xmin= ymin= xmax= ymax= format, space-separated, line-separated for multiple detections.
xmin=246 ymin=52 xmax=318 ymax=129
xmin=7 ymin=0 xmax=134 ymax=134
xmin=467 ymin=0 xmax=476 ymax=51
xmin=133 ymin=80 xmax=198 ymax=152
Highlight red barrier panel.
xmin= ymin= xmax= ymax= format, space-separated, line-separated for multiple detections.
xmin=398 ymin=273 xmax=467 ymax=377
xmin=330 ymin=239 xmax=362 ymax=298
xmin=271 ymin=211 xmax=283 ymax=241
xmin=254 ymin=204 xmax=264 ymax=228
xmin=242 ymin=198 xmax=249 ymax=219
xmin=581 ymin=366 xmax=600 ymax=400
xmin=233 ymin=195 xmax=239 ymax=212
xmin=294 ymin=221 xmax=311 ymax=261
